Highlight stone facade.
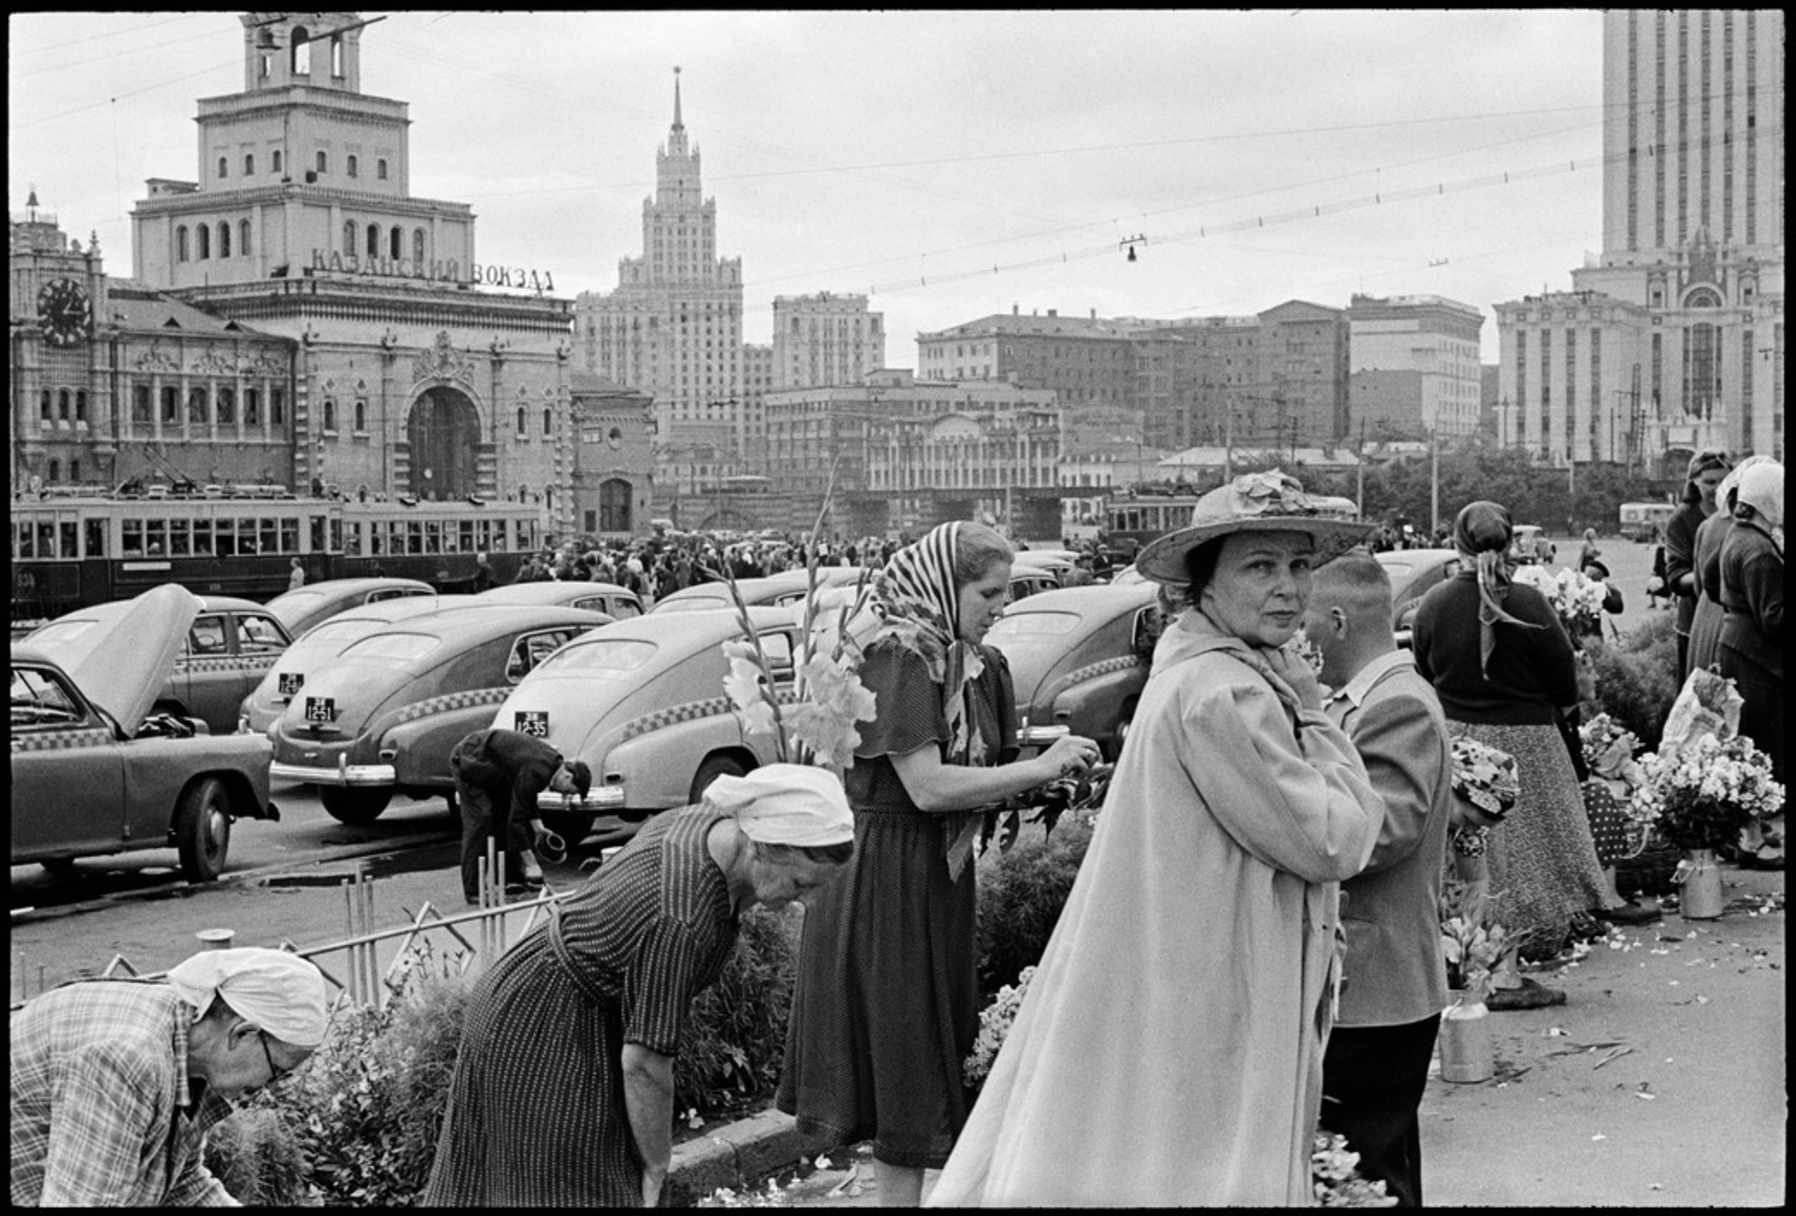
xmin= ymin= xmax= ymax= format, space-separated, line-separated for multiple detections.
xmin=1345 ymin=293 xmax=1484 ymax=441
xmin=772 ymin=292 xmax=885 ymax=391
xmin=568 ymin=371 xmax=656 ymax=538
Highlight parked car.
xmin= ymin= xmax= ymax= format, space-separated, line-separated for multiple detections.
xmin=1509 ymin=525 xmax=1557 ymax=566
xmin=475 ymin=580 xmax=644 ymax=619
xmin=239 ymin=595 xmax=482 ymax=734
xmin=1011 ymin=552 xmax=1076 ymax=583
xmin=29 ymin=590 xmax=294 ymax=736
xmin=499 ymin=606 xmax=807 ymax=847
xmin=263 ymin=577 xmax=438 ymax=638
xmin=1374 ymin=548 xmax=1463 ymax=646
xmin=11 ymin=584 xmax=278 ymax=882
xmin=266 ymin=606 xmax=606 ymax=823
xmin=649 ymin=566 xmax=867 ymax=614
xmin=1008 ymin=568 xmax=1062 ymax=603
xmin=985 ymin=582 xmax=1165 ymax=762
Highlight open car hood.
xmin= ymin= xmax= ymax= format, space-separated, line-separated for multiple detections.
xmin=53 ymin=585 xmax=200 ymax=736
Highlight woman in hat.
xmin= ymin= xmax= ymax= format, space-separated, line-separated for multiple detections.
xmin=1411 ymin=502 xmax=1617 ymax=982
xmin=926 ymin=472 xmax=1384 ymax=1206
xmin=777 ymin=521 xmax=1098 ymax=1207
xmin=1717 ymin=462 xmax=1784 ymax=787
xmin=1569 ymin=555 xmax=1625 ymax=648
xmin=425 ymin=764 xmax=858 ymax=1208
xmin=1665 ymin=449 xmax=1733 ymax=678
xmin=1687 ymin=455 xmax=1775 ymax=677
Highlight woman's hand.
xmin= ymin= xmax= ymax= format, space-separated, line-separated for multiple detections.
xmin=1039 ymin=733 xmax=1101 ymax=780
xmin=1262 ymin=646 xmax=1324 ymax=712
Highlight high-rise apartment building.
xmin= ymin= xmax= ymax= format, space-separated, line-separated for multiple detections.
xmin=772 ymin=293 xmax=885 ymax=391
xmin=575 ymin=70 xmax=745 ymax=468
xmin=1497 ymin=9 xmax=1783 ymax=467
xmin=1346 ymin=294 xmax=1484 ymax=441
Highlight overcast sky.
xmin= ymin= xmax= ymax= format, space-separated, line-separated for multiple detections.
xmin=10 ymin=10 xmax=1608 ymax=364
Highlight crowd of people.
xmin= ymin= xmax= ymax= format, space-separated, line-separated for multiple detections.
xmin=10 ymin=457 xmax=1781 ymax=1207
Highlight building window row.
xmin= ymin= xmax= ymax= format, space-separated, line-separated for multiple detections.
xmin=176 ymin=219 xmax=253 ymax=262
xmin=340 ymin=220 xmax=428 ymax=263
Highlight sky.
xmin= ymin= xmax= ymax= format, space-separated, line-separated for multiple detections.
xmin=10 ymin=10 xmax=1609 ymax=365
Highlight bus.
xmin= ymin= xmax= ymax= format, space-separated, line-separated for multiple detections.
xmin=1618 ymin=501 xmax=1676 ymax=543
xmin=1104 ymin=489 xmax=1360 ymax=558
xmin=10 ymin=493 xmax=543 ymax=623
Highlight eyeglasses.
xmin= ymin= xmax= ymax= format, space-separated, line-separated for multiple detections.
xmin=257 ymin=1030 xmax=294 ymax=1086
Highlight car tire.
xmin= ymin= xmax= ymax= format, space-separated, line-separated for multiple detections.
xmin=689 ymin=753 xmax=751 ymax=805
xmin=319 ymin=784 xmax=392 ymax=825
xmin=176 ymin=776 xmax=232 ymax=883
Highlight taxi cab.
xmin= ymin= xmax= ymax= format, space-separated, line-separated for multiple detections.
xmin=267 ymin=605 xmax=605 ymax=823
xmin=985 ymin=582 xmax=1164 ymax=762
xmin=498 ymin=606 xmax=807 ymax=847
xmin=649 ymin=566 xmax=867 ymax=614
xmin=29 ymin=591 xmax=293 ymax=736
xmin=239 ymin=595 xmax=481 ymax=734
xmin=474 ymin=580 xmax=645 ymax=618
xmin=11 ymin=584 xmax=276 ymax=882
xmin=264 ymin=576 xmax=438 ymax=638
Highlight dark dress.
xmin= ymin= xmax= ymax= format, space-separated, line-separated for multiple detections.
xmin=1685 ymin=511 xmax=1733 ymax=675
xmin=424 ymin=806 xmax=739 ymax=1206
xmin=777 ymin=639 xmax=1018 ymax=1169
xmin=1663 ymin=500 xmax=1709 ymax=677
xmin=1717 ymin=522 xmax=1784 ymax=783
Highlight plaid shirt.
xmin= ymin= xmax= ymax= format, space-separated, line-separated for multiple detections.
xmin=10 ymin=980 xmax=238 ymax=1206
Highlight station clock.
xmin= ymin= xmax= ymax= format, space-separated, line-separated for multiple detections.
xmin=36 ymin=277 xmax=91 ymax=348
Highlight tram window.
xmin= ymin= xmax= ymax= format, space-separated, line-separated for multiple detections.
xmin=458 ymin=522 xmax=475 ymax=552
xmin=168 ymin=519 xmax=192 ymax=556
xmin=145 ymin=520 xmax=168 ymax=557
xmin=425 ymin=521 xmax=442 ymax=553
xmin=331 ymin=518 xmax=345 ymax=555
xmin=491 ymin=524 xmax=508 ymax=553
xmin=59 ymin=521 xmax=77 ymax=558
xmin=19 ymin=521 xmax=36 ymax=559
xmin=85 ymin=519 xmax=107 ymax=559
xmin=122 ymin=520 xmax=144 ymax=557
xmin=214 ymin=519 xmax=235 ymax=558
xmin=280 ymin=517 xmax=299 ymax=553
xmin=406 ymin=521 xmax=423 ymax=555
xmin=238 ymin=519 xmax=260 ymax=555
xmin=192 ymin=519 xmax=214 ymax=556
xmin=260 ymin=518 xmax=279 ymax=554
xmin=310 ymin=516 xmax=326 ymax=553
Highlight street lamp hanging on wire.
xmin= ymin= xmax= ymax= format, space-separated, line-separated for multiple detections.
xmin=1120 ymin=234 xmax=1146 ymax=262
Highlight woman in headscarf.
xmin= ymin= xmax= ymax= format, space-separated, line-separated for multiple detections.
xmin=1411 ymin=502 xmax=1616 ymax=985
xmin=1687 ymin=454 xmax=1775 ymax=676
xmin=425 ymin=764 xmax=857 ymax=1208
xmin=926 ymin=472 xmax=1384 ymax=1207
xmin=776 ymin=521 xmax=1098 ymax=1207
xmin=1717 ymin=462 xmax=1784 ymax=788
xmin=1665 ymin=449 xmax=1733 ymax=678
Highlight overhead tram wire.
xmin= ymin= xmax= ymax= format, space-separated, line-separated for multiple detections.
xmin=858 ymin=116 xmax=1782 ymax=298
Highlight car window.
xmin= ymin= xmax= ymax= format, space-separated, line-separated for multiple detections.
xmin=338 ymin=632 xmax=442 ymax=662
xmin=11 ymin=665 xmax=86 ymax=727
xmin=610 ymin=599 xmax=643 ymax=618
xmin=758 ymin=630 xmax=795 ymax=680
xmin=236 ymin=614 xmax=289 ymax=653
xmin=367 ymin=588 xmax=406 ymax=603
xmin=573 ymin=597 xmax=612 ymax=614
xmin=506 ymin=627 xmax=588 ymax=683
xmin=1132 ymin=606 xmax=1169 ymax=658
xmin=534 ymin=638 xmax=659 ymax=676
xmin=986 ymin=611 xmax=1082 ymax=644
xmin=185 ymin=615 xmax=229 ymax=656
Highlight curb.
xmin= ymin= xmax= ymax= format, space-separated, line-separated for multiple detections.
xmin=666 ymin=1108 xmax=831 ymax=1206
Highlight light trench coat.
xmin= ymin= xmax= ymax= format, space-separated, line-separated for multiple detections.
xmin=929 ymin=610 xmax=1383 ymax=1207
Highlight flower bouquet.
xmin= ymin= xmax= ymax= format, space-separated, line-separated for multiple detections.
xmin=1446 ymin=736 xmax=1519 ymax=883
xmin=1511 ymin=563 xmax=1608 ymax=636
xmin=1628 ymin=733 xmax=1784 ymax=919
xmin=1312 ymin=1132 xmax=1397 ymax=1207
xmin=963 ymin=965 xmax=1035 ymax=1088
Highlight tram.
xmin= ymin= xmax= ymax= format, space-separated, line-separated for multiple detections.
xmin=1104 ymin=488 xmax=1360 ymax=558
xmin=10 ymin=491 xmax=542 ymax=622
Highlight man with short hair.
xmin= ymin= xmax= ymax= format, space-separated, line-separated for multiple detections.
xmin=1301 ymin=553 xmax=1454 ymax=1208
xmin=451 ymin=727 xmax=592 ymax=904
xmin=11 ymin=947 xmax=328 ymax=1206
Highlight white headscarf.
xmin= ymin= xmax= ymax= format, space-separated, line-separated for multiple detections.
xmin=704 ymin=764 xmax=853 ymax=847
xmin=167 ymin=947 xmax=331 ymax=1048
xmin=1734 ymin=462 xmax=1784 ymax=557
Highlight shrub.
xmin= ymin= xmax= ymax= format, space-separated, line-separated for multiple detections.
xmin=675 ymin=907 xmax=801 ymax=1117
xmin=1586 ymin=613 xmax=1680 ymax=750
xmin=204 ymin=1107 xmax=312 ymax=1206
xmin=974 ymin=816 xmax=1095 ymax=1002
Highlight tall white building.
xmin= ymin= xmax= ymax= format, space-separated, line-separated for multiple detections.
xmin=575 ymin=69 xmax=744 ymax=465
xmin=1346 ymin=294 xmax=1484 ymax=441
xmin=772 ymin=292 xmax=885 ymax=390
xmin=1496 ymin=9 xmax=1784 ymax=469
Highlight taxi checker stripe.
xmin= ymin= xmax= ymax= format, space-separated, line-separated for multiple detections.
xmin=178 ymin=656 xmax=275 ymax=673
xmin=13 ymin=727 xmax=114 ymax=752
xmin=1062 ymin=654 xmax=1147 ymax=688
xmin=618 ymin=688 xmax=800 ymax=743
xmin=389 ymin=686 xmax=512 ymax=726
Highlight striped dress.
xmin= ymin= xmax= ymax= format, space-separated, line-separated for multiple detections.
xmin=424 ymin=805 xmax=738 ymax=1207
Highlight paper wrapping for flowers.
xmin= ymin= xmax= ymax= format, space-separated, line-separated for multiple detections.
xmin=1658 ymin=667 xmax=1743 ymax=762
xmin=1450 ymin=736 xmax=1520 ymax=819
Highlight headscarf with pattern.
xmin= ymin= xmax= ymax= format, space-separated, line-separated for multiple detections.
xmin=1451 ymin=500 xmax=1544 ymax=678
xmin=868 ymin=522 xmax=992 ymax=879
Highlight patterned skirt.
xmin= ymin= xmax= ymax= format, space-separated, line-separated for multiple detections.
xmin=423 ymin=930 xmax=640 ymax=1206
xmin=1446 ymin=721 xmax=1612 ymax=956
xmin=1582 ymin=780 xmax=1635 ymax=867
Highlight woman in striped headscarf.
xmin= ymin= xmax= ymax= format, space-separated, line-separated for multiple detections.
xmin=776 ymin=521 xmax=1098 ymax=1206
xmin=1411 ymin=501 xmax=1616 ymax=982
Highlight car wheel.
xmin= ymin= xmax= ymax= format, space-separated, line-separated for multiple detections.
xmin=176 ymin=776 xmax=232 ymax=883
xmin=319 ymin=784 xmax=393 ymax=825
xmin=689 ymin=753 xmax=750 ymax=805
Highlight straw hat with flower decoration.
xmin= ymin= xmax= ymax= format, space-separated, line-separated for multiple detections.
xmin=1133 ymin=468 xmax=1376 ymax=586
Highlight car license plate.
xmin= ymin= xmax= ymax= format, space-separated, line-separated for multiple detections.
xmin=515 ymin=710 xmax=550 ymax=738
xmin=305 ymin=696 xmax=336 ymax=723
xmin=278 ymin=672 xmax=303 ymax=696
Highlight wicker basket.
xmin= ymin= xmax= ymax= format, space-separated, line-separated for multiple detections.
xmin=1615 ymin=836 xmax=1682 ymax=897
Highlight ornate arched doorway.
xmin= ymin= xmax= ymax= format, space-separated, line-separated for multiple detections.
xmin=407 ymin=387 xmax=480 ymax=499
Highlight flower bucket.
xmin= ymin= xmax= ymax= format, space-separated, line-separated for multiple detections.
xmin=1438 ymin=999 xmax=1494 ymax=1083
xmin=1674 ymin=848 xmax=1725 ymax=919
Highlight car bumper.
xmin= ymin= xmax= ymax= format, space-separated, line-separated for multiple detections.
xmin=537 ymin=787 xmax=627 ymax=813
xmin=269 ymin=757 xmax=397 ymax=787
